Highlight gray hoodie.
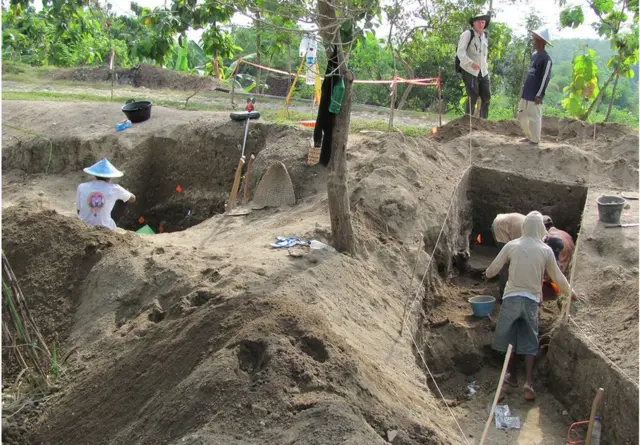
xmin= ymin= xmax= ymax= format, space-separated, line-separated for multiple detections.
xmin=485 ymin=211 xmax=570 ymax=303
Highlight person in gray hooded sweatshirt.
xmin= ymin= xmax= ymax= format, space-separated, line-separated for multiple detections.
xmin=483 ymin=211 xmax=578 ymax=401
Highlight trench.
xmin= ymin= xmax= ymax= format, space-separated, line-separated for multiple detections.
xmin=418 ymin=166 xmax=593 ymax=443
xmin=114 ymin=131 xmax=268 ymax=234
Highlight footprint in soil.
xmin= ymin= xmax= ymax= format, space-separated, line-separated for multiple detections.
xmin=237 ymin=339 xmax=270 ymax=375
xmin=297 ymin=335 xmax=329 ymax=363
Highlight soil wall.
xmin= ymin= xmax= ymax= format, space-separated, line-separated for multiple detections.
xmin=545 ymin=324 xmax=638 ymax=445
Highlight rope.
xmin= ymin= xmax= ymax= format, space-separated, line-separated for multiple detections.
xmin=391 ymin=83 xmax=477 ymax=444
xmin=563 ymin=122 xmax=597 ymax=318
xmin=406 ymin=326 xmax=472 ymax=444
xmin=559 ymin=122 xmax=638 ymax=386
xmin=399 ymin=164 xmax=471 ymax=331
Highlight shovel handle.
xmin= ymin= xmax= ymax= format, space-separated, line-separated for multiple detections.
xmin=243 ymin=154 xmax=255 ymax=204
xmin=227 ymin=157 xmax=245 ymax=213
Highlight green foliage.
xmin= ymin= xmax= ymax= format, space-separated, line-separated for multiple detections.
xmin=560 ymin=6 xmax=585 ymax=28
xmin=561 ymin=49 xmax=600 ymax=117
xmin=559 ymin=0 xmax=638 ymax=120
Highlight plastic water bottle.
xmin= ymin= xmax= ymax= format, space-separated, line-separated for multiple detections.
xmin=116 ymin=120 xmax=132 ymax=131
xmin=591 ymin=415 xmax=602 ymax=445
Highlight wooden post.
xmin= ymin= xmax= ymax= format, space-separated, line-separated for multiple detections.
xmin=388 ymin=73 xmax=397 ymax=131
xmin=479 ymin=344 xmax=513 ymax=445
xmin=110 ymin=47 xmax=115 ymax=101
xmin=437 ymin=73 xmax=443 ymax=128
xmin=585 ymin=388 xmax=605 ymax=445
xmin=242 ymin=154 xmax=255 ymax=204
xmin=231 ymin=58 xmax=242 ymax=108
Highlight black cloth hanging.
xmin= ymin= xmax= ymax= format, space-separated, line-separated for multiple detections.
xmin=313 ymin=45 xmax=340 ymax=166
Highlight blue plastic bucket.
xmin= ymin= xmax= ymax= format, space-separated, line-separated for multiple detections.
xmin=469 ymin=295 xmax=496 ymax=317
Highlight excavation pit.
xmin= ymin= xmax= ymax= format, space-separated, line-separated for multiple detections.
xmin=463 ymin=167 xmax=588 ymax=277
xmin=112 ymin=129 xmax=268 ymax=233
xmin=419 ymin=166 xmax=593 ymax=441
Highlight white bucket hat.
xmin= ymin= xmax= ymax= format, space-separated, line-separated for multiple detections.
xmin=83 ymin=157 xmax=124 ymax=178
xmin=531 ymin=28 xmax=553 ymax=47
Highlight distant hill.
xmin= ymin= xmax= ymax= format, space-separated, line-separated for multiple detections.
xmin=548 ymin=38 xmax=638 ymax=84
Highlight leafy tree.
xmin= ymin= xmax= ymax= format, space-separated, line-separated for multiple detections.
xmin=559 ymin=0 xmax=639 ymax=120
xmin=561 ymin=48 xmax=600 ymax=117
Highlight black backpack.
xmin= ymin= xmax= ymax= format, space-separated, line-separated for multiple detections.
xmin=454 ymin=29 xmax=475 ymax=74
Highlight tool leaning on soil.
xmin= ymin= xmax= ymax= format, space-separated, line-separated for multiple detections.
xmin=227 ymin=98 xmax=260 ymax=213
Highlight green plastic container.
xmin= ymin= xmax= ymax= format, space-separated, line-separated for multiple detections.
xmin=136 ymin=224 xmax=156 ymax=235
xmin=329 ymin=78 xmax=345 ymax=114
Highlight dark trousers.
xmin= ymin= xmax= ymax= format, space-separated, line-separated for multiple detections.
xmin=314 ymin=45 xmax=339 ymax=167
xmin=462 ymin=71 xmax=491 ymax=119
xmin=111 ymin=200 xmax=128 ymax=225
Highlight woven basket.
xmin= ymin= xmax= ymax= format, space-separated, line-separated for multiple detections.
xmin=307 ymin=147 xmax=321 ymax=165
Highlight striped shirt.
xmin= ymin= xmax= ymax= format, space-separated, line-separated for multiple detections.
xmin=522 ymin=50 xmax=552 ymax=102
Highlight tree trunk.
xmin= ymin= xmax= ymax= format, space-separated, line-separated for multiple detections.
xmin=604 ymin=72 xmax=620 ymax=122
xmin=255 ymin=14 xmax=263 ymax=95
xmin=581 ymin=70 xmax=616 ymax=121
xmin=397 ymin=58 xmax=414 ymax=110
xmin=317 ymin=0 xmax=356 ymax=255
xmin=287 ymin=42 xmax=292 ymax=93
xmin=327 ymin=70 xmax=356 ymax=255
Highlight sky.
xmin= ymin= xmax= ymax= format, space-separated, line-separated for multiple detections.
xmin=33 ymin=0 xmax=604 ymax=42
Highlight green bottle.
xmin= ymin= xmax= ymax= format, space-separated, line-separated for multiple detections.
xmin=329 ymin=77 xmax=345 ymax=114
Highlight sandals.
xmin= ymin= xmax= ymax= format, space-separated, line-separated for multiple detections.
xmin=523 ymin=383 xmax=536 ymax=401
xmin=503 ymin=373 xmax=518 ymax=388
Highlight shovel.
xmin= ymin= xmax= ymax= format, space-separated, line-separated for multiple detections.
xmin=227 ymin=111 xmax=260 ymax=213
xmin=604 ymin=223 xmax=639 ymax=228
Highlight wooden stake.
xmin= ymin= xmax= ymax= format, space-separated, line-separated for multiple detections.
xmin=227 ymin=157 xmax=245 ymax=213
xmin=388 ymin=74 xmax=397 ymax=131
xmin=437 ymin=72 xmax=443 ymax=128
xmin=242 ymin=154 xmax=256 ymax=204
xmin=585 ymin=388 xmax=604 ymax=445
xmin=479 ymin=343 xmax=513 ymax=445
xmin=110 ymin=48 xmax=115 ymax=101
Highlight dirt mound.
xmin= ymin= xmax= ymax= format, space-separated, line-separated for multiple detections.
xmin=51 ymin=64 xmax=222 ymax=92
xmin=436 ymin=115 xmax=637 ymax=144
xmin=1 ymin=203 xmax=138 ymax=368
xmin=3 ymin=101 xmax=638 ymax=445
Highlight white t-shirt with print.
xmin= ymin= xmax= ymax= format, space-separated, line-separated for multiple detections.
xmin=76 ymin=180 xmax=132 ymax=230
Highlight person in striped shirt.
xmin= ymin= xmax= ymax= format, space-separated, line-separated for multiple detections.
xmin=518 ymin=28 xmax=553 ymax=145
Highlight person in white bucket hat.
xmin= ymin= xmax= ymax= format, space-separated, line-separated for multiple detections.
xmin=517 ymin=28 xmax=553 ymax=145
xmin=456 ymin=12 xmax=492 ymax=118
xmin=76 ymin=158 xmax=136 ymax=230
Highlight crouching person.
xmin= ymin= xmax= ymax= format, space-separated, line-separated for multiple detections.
xmin=483 ymin=211 xmax=574 ymax=401
xmin=76 ymin=158 xmax=136 ymax=231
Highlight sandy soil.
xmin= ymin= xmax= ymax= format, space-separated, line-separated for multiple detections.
xmin=2 ymin=79 xmax=443 ymax=129
xmin=1 ymin=98 xmax=638 ymax=445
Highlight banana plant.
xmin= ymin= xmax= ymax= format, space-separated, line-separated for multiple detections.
xmin=196 ymin=53 xmax=270 ymax=93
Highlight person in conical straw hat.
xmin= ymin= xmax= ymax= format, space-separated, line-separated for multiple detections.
xmin=76 ymin=158 xmax=136 ymax=230
xmin=517 ymin=28 xmax=553 ymax=145
xmin=456 ymin=12 xmax=492 ymax=118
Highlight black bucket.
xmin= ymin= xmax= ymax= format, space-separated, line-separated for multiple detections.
xmin=122 ymin=100 xmax=152 ymax=123
xmin=596 ymin=195 xmax=626 ymax=224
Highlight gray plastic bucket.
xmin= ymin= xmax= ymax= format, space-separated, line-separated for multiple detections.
xmin=596 ymin=195 xmax=626 ymax=224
